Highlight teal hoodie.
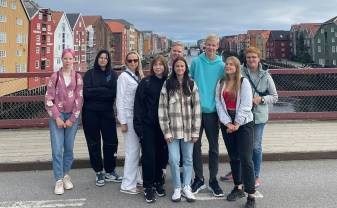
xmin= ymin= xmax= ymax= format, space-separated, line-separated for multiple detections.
xmin=190 ymin=53 xmax=224 ymax=113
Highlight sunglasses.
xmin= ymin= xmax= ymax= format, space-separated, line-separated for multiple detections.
xmin=127 ymin=59 xmax=139 ymax=63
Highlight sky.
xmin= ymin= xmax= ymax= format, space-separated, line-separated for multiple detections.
xmin=36 ymin=0 xmax=337 ymax=43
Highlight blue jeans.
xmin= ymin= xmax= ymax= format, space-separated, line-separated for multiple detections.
xmin=49 ymin=112 xmax=79 ymax=181
xmin=252 ymin=123 xmax=266 ymax=179
xmin=168 ymin=139 xmax=194 ymax=189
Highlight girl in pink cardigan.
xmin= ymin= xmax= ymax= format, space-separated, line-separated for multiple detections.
xmin=45 ymin=48 xmax=83 ymax=195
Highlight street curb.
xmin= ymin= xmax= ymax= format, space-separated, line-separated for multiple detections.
xmin=1 ymin=151 xmax=337 ymax=172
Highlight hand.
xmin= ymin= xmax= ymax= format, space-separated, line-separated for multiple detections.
xmin=121 ymin=124 xmax=128 ymax=133
xmin=225 ymin=123 xmax=236 ymax=133
xmin=65 ymin=120 xmax=73 ymax=128
xmin=191 ymin=137 xmax=198 ymax=143
xmin=55 ymin=117 xmax=65 ymax=128
xmin=165 ymin=137 xmax=173 ymax=143
xmin=253 ymin=96 xmax=262 ymax=106
xmin=233 ymin=122 xmax=240 ymax=132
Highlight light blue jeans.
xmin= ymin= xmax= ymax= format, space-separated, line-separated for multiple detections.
xmin=168 ymin=139 xmax=194 ymax=189
xmin=252 ymin=123 xmax=266 ymax=179
xmin=49 ymin=112 xmax=79 ymax=181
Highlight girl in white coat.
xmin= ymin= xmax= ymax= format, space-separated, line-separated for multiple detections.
xmin=116 ymin=51 xmax=144 ymax=194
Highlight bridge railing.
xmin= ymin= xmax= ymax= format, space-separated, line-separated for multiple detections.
xmin=0 ymin=68 xmax=337 ymax=128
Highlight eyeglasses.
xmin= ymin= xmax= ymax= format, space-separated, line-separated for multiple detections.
xmin=127 ymin=59 xmax=139 ymax=63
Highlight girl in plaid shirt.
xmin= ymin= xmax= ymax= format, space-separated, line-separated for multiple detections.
xmin=158 ymin=56 xmax=201 ymax=202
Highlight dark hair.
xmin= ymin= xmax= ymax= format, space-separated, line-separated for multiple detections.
xmin=150 ymin=55 xmax=168 ymax=77
xmin=94 ymin=49 xmax=112 ymax=71
xmin=166 ymin=56 xmax=193 ymax=97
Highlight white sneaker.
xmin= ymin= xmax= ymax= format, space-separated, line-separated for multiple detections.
xmin=54 ymin=179 xmax=64 ymax=195
xmin=63 ymin=174 xmax=74 ymax=190
xmin=171 ymin=188 xmax=181 ymax=202
xmin=182 ymin=185 xmax=196 ymax=202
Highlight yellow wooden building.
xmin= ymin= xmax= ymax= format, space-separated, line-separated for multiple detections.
xmin=0 ymin=0 xmax=29 ymax=96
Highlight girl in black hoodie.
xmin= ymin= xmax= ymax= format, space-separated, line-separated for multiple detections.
xmin=133 ymin=55 xmax=169 ymax=203
xmin=82 ymin=49 xmax=122 ymax=187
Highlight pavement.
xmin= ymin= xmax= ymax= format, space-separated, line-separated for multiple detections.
xmin=0 ymin=120 xmax=337 ymax=171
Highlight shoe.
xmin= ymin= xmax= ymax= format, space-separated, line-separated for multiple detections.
xmin=120 ymin=187 xmax=140 ymax=195
xmin=63 ymin=174 xmax=73 ymax=190
xmin=144 ymin=188 xmax=156 ymax=203
xmin=255 ymin=178 xmax=262 ymax=188
xmin=226 ymin=186 xmax=246 ymax=201
xmin=171 ymin=188 xmax=181 ymax=202
xmin=54 ymin=179 xmax=64 ymax=195
xmin=137 ymin=180 xmax=143 ymax=187
xmin=191 ymin=177 xmax=206 ymax=194
xmin=105 ymin=171 xmax=123 ymax=183
xmin=154 ymin=183 xmax=166 ymax=197
xmin=245 ymin=196 xmax=256 ymax=208
xmin=220 ymin=171 xmax=233 ymax=181
xmin=208 ymin=180 xmax=224 ymax=197
xmin=95 ymin=172 xmax=105 ymax=187
xmin=182 ymin=185 xmax=196 ymax=202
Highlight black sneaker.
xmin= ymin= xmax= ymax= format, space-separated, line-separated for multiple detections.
xmin=245 ymin=196 xmax=256 ymax=208
xmin=208 ymin=180 xmax=224 ymax=197
xmin=226 ymin=186 xmax=245 ymax=201
xmin=144 ymin=188 xmax=156 ymax=203
xmin=191 ymin=177 xmax=206 ymax=194
xmin=95 ymin=172 xmax=105 ymax=187
xmin=155 ymin=183 xmax=166 ymax=197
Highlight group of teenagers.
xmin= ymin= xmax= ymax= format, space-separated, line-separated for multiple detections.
xmin=44 ymin=34 xmax=278 ymax=208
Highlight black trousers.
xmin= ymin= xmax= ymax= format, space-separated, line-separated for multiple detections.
xmin=220 ymin=121 xmax=256 ymax=194
xmin=82 ymin=109 xmax=118 ymax=173
xmin=141 ymin=123 xmax=168 ymax=188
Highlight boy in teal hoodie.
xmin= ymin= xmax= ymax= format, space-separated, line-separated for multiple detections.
xmin=189 ymin=34 xmax=225 ymax=197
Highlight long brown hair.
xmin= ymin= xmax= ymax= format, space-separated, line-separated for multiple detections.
xmin=219 ymin=56 xmax=241 ymax=100
xmin=150 ymin=55 xmax=168 ymax=77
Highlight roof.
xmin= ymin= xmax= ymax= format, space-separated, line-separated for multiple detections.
xmin=66 ymin=13 xmax=80 ymax=30
xmin=51 ymin=11 xmax=63 ymax=26
xmin=82 ymin=16 xmax=101 ymax=26
xmin=260 ymin=30 xmax=271 ymax=39
xmin=269 ymin=31 xmax=290 ymax=40
xmin=247 ymin=30 xmax=270 ymax=36
xmin=323 ymin=16 xmax=337 ymax=25
xmin=22 ymin=0 xmax=40 ymax=19
xmin=104 ymin=19 xmax=134 ymax=29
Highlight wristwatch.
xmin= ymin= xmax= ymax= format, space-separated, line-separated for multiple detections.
xmin=261 ymin=97 xmax=265 ymax=104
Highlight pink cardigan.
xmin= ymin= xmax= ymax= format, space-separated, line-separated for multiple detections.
xmin=45 ymin=69 xmax=83 ymax=122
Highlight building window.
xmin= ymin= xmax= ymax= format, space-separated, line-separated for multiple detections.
xmin=16 ymin=34 xmax=23 ymax=43
xmin=16 ymin=64 xmax=21 ymax=72
xmin=0 ymin=50 xmax=6 ymax=57
xmin=81 ymin=55 xmax=86 ymax=61
xmin=16 ymin=18 xmax=23 ymax=26
xmin=0 ymin=15 xmax=6 ymax=22
xmin=48 ymin=14 xmax=51 ymax=21
xmin=38 ymin=13 xmax=42 ymax=20
xmin=47 ymin=25 xmax=51 ymax=31
xmin=47 ymin=36 xmax=50 ymax=43
xmin=332 ymin=38 xmax=335 ymax=43
xmin=46 ymin=60 xmax=49 ymax=67
xmin=321 ymin=29 xmax=324 ymax=34
xmin=331 ymin=27 xmax=335 ymax=33
xmin=36 ymin=47 xmax=39 ymax=54
xmin=317 ymin=38 xmax=321 ymax=43
xmin=0 ymin=32 xmax=6 ymax=43
xmin=35 ymin=60 xmax=39 ymax=68
xmin=333 ymin=60 xmax=336 ymax=65
xmin=57 ymin=58 xmax=61 ymax=64
xmin=16 ymin=50 xmax=22 ymax=57
xmin=0 ymin=65 xmax=5 ymax=72
xmin=47 ymin=47 xmax=50 ymax=54
xmin=319 ymin=58 xmax=325 ymax=65
xmin=281 ymin=42 xmax=284 ymax=47
xmin=332 ymin=46 xmax=336 ymax=53
xmin=36 ymin=35 xmax=40 ymax=42
xmin=281 ymin=48 xmax=285 ymax=52
xmin=79 ymin=22 xmax=82 ymax=28
xmin=74 ymin=45 xmax=78 ymax=51
xmin=36 ymin=23 xmax=40 ymax=30
xmin=335 ymin=32 xmax=337 ymax=37
xmin=318 ymin=46 xmax=321 ymax=53
xmin=0 ymin=0 xmax=7 ymax=7
xmin=11 ymin=1 xmax=15 ymax=9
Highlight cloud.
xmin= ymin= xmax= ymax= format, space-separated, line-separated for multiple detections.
xmin=36 ymin=0 xmax=337 ymax=42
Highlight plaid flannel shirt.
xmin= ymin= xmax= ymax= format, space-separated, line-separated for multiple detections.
xmin=158 ymin=80 xmax=201 ymax=142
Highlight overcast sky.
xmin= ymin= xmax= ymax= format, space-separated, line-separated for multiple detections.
xmin=36 ymin=0 xmax=336 ymax=43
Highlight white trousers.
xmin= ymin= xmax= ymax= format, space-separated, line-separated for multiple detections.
xmin=120 ymin=117 xmax=142 ymax=190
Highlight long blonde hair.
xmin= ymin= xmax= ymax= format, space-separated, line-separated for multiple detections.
xmin=125 ymin=51 xmax=144 ymax=79
xmin=219 ymin=56 xmax=241 ymax=100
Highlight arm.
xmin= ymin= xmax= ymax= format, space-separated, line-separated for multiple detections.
xmin=191 ymin=82 xmax=201 ymax=139
xmin=116 ymin=74 xmax=128 ymax=125
xmin=235 ymin=78 xmax=253 ymax=125
xmin=158 ymin=82 xmax=173 ymax=140
xmin=133 ymin=80 xmax=145 ymax=139
xmin=215 ymin=81 xmax=232 ymax=125
xmin=263 ymin=74 xmax=278 ymax=104
xmin=69 ymin=73 xmax=84 ymax=123
xmin=45 ymin=73 xmax=61 ymax=120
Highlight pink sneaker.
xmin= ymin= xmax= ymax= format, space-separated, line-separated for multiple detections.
xmin=220 ymin=171 xmax=233 ymax=181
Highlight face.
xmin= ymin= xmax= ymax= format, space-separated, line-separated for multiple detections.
xmin=98 ymin=53 xmax=108 ymax=69
xmin=153 ymin=60 xmax=165 ymax=77
xmin=246 ymin=52 xmax=260 ymax=70
xmin=126 ymin=53 xmax=139 ymax=71
xmin=225 ymin=60 xmax=237 ymax=75
xmin=174 ymin=60 xmax=186 ymax=77
xmin=62 ymin=52 xmax=74 ymax=69
xmin=205 ymin=39 xmax=219 ymax=59
xmin=170 ymin=45 xmax=184 ymax=62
